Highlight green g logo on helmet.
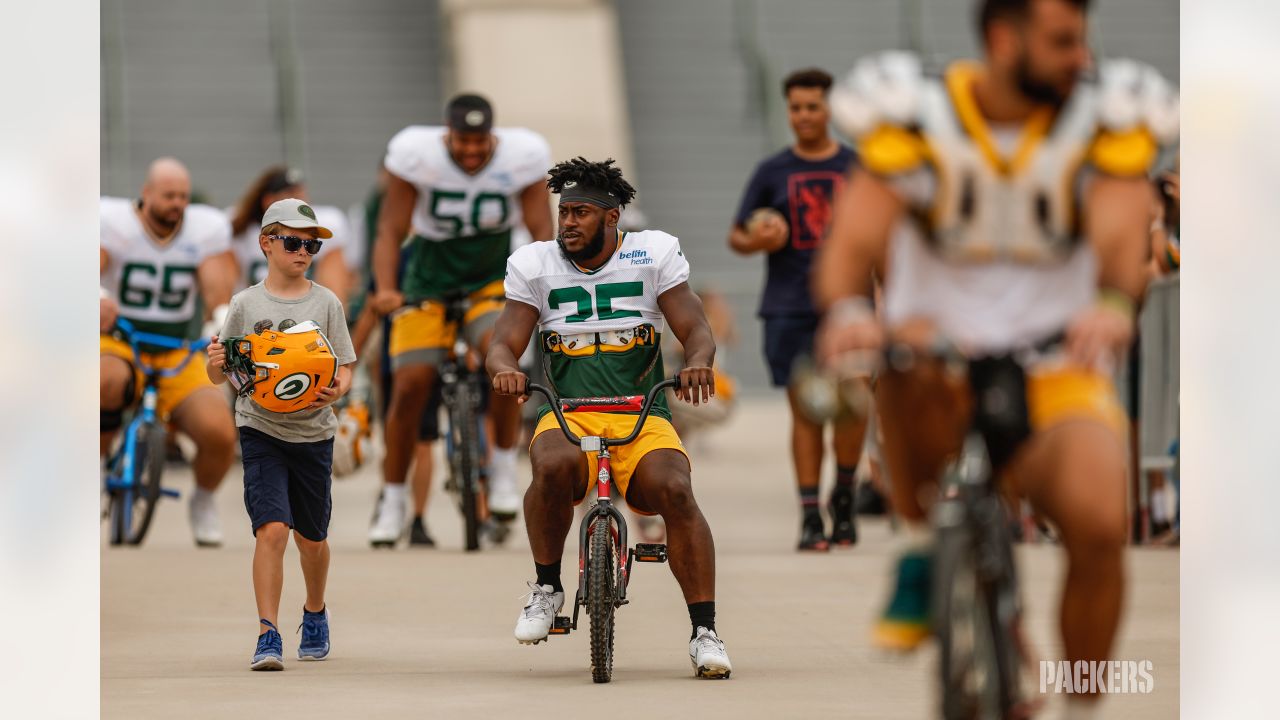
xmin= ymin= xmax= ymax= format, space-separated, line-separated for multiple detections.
xmin=273 ymin=372 xmax=313 ymax=401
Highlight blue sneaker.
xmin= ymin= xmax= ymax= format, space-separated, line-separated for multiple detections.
xmin=297 ymin=606 xmax=330 ymax=660
xmin=251 ymin=619 xmax=284 ymax=671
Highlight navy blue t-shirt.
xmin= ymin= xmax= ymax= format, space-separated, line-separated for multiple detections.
xmin=734 ymin=145 xmax=855 ymax=318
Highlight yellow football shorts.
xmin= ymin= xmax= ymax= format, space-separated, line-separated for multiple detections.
xmin=532 ymin=411 xmax=689 ymax=516
xmin=100 ymin=334 xmax=215 ymax=419
xmin=1026 ymin=365 xmax=1128 ymax=437
xmin=388 ymin=279 xmax=505 ymax=370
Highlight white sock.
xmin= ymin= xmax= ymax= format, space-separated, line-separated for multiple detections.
xmin=491 ymin=447 xmax=518 ymax=475
xmin=1062 ymin=698 xmax=1101 ymax=720
xmin=383 ymin=482 xmax=407 ymax=502
xmin=192 ymin=486 xmax=214 ymax=503
xmin=1150 ymin=487 xmax=1168 ymax=524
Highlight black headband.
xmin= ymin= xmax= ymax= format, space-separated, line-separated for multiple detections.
xmin=558 ymin=181 xmax=620 ymax=209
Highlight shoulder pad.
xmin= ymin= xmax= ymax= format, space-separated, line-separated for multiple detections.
xmin=830 ymin=51 xmax=926 ymax=139
xmin=384 ymin=125 xmax=439 ymax=181
xmin=501 ymin=127 xmax=550 ymax=157
xmin=186 ymin=204 xmax=232 ymax=233
xmin=1096 ymin=59 xmax=1179 ymax=144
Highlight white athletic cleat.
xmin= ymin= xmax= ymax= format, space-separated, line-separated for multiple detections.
xmin=487 ymin=448 xmax=521 ymax=520
xmin=689 ymin=626 xmax=732 ymax=679
xmin=189 ymin=488 xmax=223 ymax=548
xmin=369 ymin=485 xmax=406 ymax=547
xmin=515 ymin=582 xmax=564 ymax=645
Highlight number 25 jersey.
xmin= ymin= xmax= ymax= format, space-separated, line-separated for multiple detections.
xmin=504 ymin=230 xmax=690 ymax=419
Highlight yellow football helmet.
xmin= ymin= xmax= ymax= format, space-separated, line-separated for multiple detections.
xmin=332 ymin=399 xmax=372 ymax=477
xmin=225 ymin=321 xmax=337 ymax=414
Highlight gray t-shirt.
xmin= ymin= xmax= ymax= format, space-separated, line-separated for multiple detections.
xmin=220 ymin=282 xmax=357 ymax=442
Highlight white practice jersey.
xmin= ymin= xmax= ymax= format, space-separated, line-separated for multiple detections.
xmin=228 ymin=204 xmax=350 ymax=292
xmin=831 ymin=53 xmax=1179 ymax=354
xmin=101 ymin=196 xmax=231 ymax=338
xmin=505 ymin=230 xmax=689 ymax=404
xmin=384 ymin=125 xmax=551 ymax=241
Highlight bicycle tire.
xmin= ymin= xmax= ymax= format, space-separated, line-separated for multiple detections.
xmin=451 ymin=379 xmax=481 ymax=552
xmin=588 ymin=512 xmax=617 ymax=683
xmin=110 ymin=423 xmax=165 ymax=547
xmin=934 ymin=519 xmax=1001 ymax=720
xmin=983 ymin=507 xmax=1025 ymax=716
xmin=108 ymin=481 xmax=126 ymax=546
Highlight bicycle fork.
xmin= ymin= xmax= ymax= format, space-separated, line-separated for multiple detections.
xmin=549 ymin=439 xmax=667 ymax=637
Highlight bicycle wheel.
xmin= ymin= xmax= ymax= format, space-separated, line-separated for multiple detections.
xmin=110 ymin=422 xmax=166 ymax=547
xmin=982 ymin=507 xmax=1026 ymax=716
xmin=934 ymin=518 xmax=1001 ymax=720
xmin=450 ymin=381 xmax=481 ymax=552
xmin=588 ymin=512 xmax=617 ymax=683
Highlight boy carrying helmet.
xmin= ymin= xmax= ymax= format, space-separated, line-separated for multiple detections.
xmin=205 ymin=198 xmax=357 ymax=671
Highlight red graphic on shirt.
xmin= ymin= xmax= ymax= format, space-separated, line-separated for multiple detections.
xmin=787 ymin=171 xmax=844 ymax=250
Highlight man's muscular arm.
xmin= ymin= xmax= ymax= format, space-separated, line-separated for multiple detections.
xmin=371 ymin=174 xmax=418 ymax=314
xmin=657 ymin=282 xmax=716 ymax=405
xmin=485 ymin=300 xmax=541 ymax=402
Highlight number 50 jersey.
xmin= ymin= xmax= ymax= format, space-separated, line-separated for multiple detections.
xmin=100 ymin=196 xmax=231 ymax=339
xmin=385 ymin=125 xmax=551 ymax=298
xmin=504 ymin=230 xmax=690 ymax=420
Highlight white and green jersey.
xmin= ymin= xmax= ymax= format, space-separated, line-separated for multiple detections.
xmin=100 ymin=196 xmax=231 ymax=339
xmin=384 ymin=125 xmax=551 ymax=298
xmin=228 ymin=204 xmax=350 ymax=292
xmin=504 ymin=230 xmax=691 ymax=420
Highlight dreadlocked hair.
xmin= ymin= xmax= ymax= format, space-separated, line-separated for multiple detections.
xmin=545 ymin=157 xmax=636 ymax=207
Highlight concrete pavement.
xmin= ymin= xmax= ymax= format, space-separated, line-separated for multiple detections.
xmin=102 ymin=398 xmax=1179 ymax=719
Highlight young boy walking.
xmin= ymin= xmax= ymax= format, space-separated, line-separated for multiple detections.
xmin=206 ymin=198 xmax=357 ymax=670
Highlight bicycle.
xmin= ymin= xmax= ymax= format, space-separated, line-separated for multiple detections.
xmin=525 ymin=377 xmax=681 ymax=684
xmin=833 ymin=341 xmax=1029 ymax=719
xmin=102 ymin=318 xmax=211 ymax=546
xmin=407 ymin=292 xmax=496 ymax=552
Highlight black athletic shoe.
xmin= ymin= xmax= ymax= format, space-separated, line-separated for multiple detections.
xmin=409 ymin=517 xmax=435 ymax=547
xmin=829 ymin=486 xmax=857 ymax=546
xmin=482 ymin=517 xmax=511 ymax=547
xmin=855 ymin=481 xmax=888 ymax=516
xmin=798 ymin=512 xmax=830 ymax=552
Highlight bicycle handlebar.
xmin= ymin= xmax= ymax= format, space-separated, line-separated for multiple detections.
xmin=526 ymin=377 xmax=682 ymax=449
xmin=831 ymin=330 xmax=1067 ymax=379
xmin=114 ymin=318 xmax=212 ymax=379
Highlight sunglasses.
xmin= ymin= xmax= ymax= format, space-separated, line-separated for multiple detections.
xmin=266 ymin=235 xmax=323 ymax=255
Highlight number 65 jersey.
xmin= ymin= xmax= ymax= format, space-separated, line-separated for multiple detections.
xmin=504 ymin=230 xmax=690 ymax=419
xmin=100 ymin=196 xmax=231 ymax=339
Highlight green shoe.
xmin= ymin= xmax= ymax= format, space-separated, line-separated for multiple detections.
xmin=874 ymin=550 xmax=931 ymax=651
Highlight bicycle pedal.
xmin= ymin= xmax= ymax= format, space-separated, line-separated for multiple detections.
xmin=160 ymin=488 xmax=181 ymax=499
xmin=633 ymin=543 xmax=668 ymax=563
xmin=549 ymin=616 xmax=572 ymax=635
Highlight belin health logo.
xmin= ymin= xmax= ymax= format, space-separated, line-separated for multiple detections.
xmin=619 ymin=249 xmax=652 ymax=266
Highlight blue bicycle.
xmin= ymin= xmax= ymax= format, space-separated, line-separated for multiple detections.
xmin=102 ymin=318 xmax=211 ymax=546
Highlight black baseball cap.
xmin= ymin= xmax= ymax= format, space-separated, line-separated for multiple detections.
xmin=447 ymin=93 xmax=494 ymax=133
